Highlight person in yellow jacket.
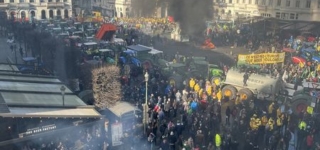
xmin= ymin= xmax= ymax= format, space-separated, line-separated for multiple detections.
xmin=215 ymin=133 xmax=221 ymax=149
xmin=261 ymin=115 xmax=268 ymax=126
xmin=206 ymin=85 xmax=212 ymax=96
xmin=276 ymin=116 xmax=283 ymax=128
xmin=268 ymin=118 xmax=275 ymax=131
xmin=298 ymin=120 xmax=307 ymax=130
xmin=268 ymin=102 xmax=274 ymax=115
xmin=250 ymin=114 xmax=257 ymax=130
xmin=254 ymin=118 xmax=261 ymax=130
xmin=198 ymin=88 xmax=203 ymax=99
xmin=189 ymin=78 xmax=195 ymax=89
xmin=276 ymin=108 xmax=282 ymax=118
xmin=194 ymin=83 xmax=200 ymax=93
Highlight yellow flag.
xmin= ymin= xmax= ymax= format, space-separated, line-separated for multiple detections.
xmin=299 ymin=62 xmax=305 ymax=68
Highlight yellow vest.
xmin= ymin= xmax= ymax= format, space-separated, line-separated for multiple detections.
xmin=189 ymin=79 xmax=195 ymax=89
xmin=268 ymin=119 xmax=274 ymax=131
xmin=276 ymin=108 xmax=281 ymax=117
xmin=261 ymin=116 xmax=268 ymax=126
xmin=198 ymin=89 xmax=203 ymax=98
xmin=276 ymin=117 xmax=283 ymax=126
xmin=299 ymin=121 xmax=307 ymax=130
xmin=268 ymin=104 xmax=274 ymax=114
xmin=250 ymin=118 xmax=255 ymax=129
xmin=206 ymin=85 xmax=212 ymax=95
xmin=215 ymin=134 xmax=221 ymax=147
xmin=194 ymin=84 xmax=200 ymax=92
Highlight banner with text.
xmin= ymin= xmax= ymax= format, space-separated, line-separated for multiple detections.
xmin=238 ymin=52 xmax=285 ymax=65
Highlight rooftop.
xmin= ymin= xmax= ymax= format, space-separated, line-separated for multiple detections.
xmin=0 ymin=73 xmax=101 ymax=118
xmin=127 ymin=44 xmax=151 ymax=52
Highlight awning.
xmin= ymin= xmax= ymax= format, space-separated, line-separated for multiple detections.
xmin=0 ymin=107 xmax=101 ymax=118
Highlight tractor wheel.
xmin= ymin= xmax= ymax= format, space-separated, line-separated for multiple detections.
xmin=222 ymin=85 xmax=237 ymax=100
xmin=291 ymin=98 xmax=309 ymax=115
xmin=143 ymin=60 xmax=153 ymax=70
xmin=211 ymin=77 xmax=221 ymax=86
xmin=238 ymin=88 xmax=253 ymax=101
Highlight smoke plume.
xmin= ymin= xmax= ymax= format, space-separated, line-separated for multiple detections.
xmin=168 ymin=0 xmax=213 ymax=36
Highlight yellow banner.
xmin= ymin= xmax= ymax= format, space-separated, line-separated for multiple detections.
xmin=238 ymin=52 xmax=285 ymax=64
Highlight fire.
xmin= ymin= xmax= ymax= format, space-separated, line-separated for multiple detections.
xmin=202 ymin=38 xmax=215 ymax=49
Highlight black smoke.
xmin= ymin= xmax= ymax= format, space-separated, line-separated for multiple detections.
xmin=168 ymin=0 xmax=213 ymax=36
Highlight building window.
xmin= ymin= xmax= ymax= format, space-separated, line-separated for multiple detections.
xmin=295 ymin=0 xmax=300 ymax=7
xmin=48 ymin=0 xmax=52 ymax=2
xmin=30 ymin=0 xmax=34 ymax=2
xmin=56 ymin=0 xmax=60 ymax=2
xmin=249 ymin=0 xmax=251 ymax=4
xmin=269 ymin=0 xmax=273 ymax=5
xmin=277 ymin=0 xmax=281 ymax=6
xmin=64 ymin=0 xmax=67 ymax=2
xmin=0 ymin=0 xmax=3 ymax=3
xmin=295 ymin=14 xmax=299 ymax=19
xmin=290 ymin=13 xmax=295 ymax=19
xmin=229 ymin=0 xmax=232 ymax=3
xmin=306 ymin=0 xmax=311 ymax=8
xmin=243 ymin=0 xmax=245 ymax=3
xmin=255 ymin=0 xmax=258 ymax=4
xmin=10 ymin=0 xmax=14 ymax=2
xmin=262 ymin=0 xmax=266 ymax=5
xmin=276 ymin=12 xmax=280 ymax=18
xmin=237 ymin=0 xmax=239 ymax=3
xmin=19 ymin=0 xmax=24 ymax=2
xmin=286 ymin=0 xmax=290 ymax=6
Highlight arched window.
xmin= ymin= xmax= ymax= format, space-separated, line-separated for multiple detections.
xmin=30 ymin=11 xmax=35 ymax=18
xmin=49 ymin=10 xmax=53 ymax=18
xmin=64 ymin=9 xmax=69 ymax=18
xmin=21 ymin=11 xmax=26 ymax=19
xmin=57 ymin=9 xmax=61 ymax=16
xmin=41 ymin=10 xmax=46 ymax=19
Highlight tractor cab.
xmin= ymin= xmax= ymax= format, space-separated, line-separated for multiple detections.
xmin=114 ymin=38 xmax=126 ymax=46
xmin=148 ymin=48 xmax=164 ymax=60
xmin=82 ymin=42 xmax=99 ymax=58
xmin=99 ymin=49 xmax=115 ymax=64
xmin=52 ymin=27 xmax=62 ymax=35
xmin=168 ymin=63 xmax=187 ymax=75
xmin=86 ymin=28 xmax=96 ymax=37
xmin=191 ymin=60 xmax=209 ymax=78
xmin=57 ymin=32 xmax=69 ymax=40
xmin=72 ymin=31 xmax=86 ymax=38
xmin=127 ymin=44 xmax=151 ymax=59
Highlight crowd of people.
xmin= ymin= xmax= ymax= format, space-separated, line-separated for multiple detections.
xmin=4 ymin=15 xmax=320 ymax=150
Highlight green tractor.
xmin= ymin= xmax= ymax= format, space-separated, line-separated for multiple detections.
xmin=208 ymin=64 xmax=225 ymax=86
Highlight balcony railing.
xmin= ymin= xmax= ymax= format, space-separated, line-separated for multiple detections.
xmin=18 ymin=3 xmax=30 ymax=8
xmin=8 ymin=3 xmax=18 ymax=8
xmin=47 ymin=2 xmax=65 ymax=8
xmin=0 ymin=3 xmax=8 ymax=8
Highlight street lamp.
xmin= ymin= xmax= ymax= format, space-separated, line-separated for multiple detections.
xmin=143 ymin=72 xmax=149 ymax=134
xmin=60 ymin=86 xmax=66 ymax=106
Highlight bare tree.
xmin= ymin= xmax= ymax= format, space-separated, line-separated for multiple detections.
xmin=92 ymin=65 xmax=121 ymax=109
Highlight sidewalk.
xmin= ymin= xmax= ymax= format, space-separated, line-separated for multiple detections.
xmin=0 ymin=37 xmax=25 ymax=64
